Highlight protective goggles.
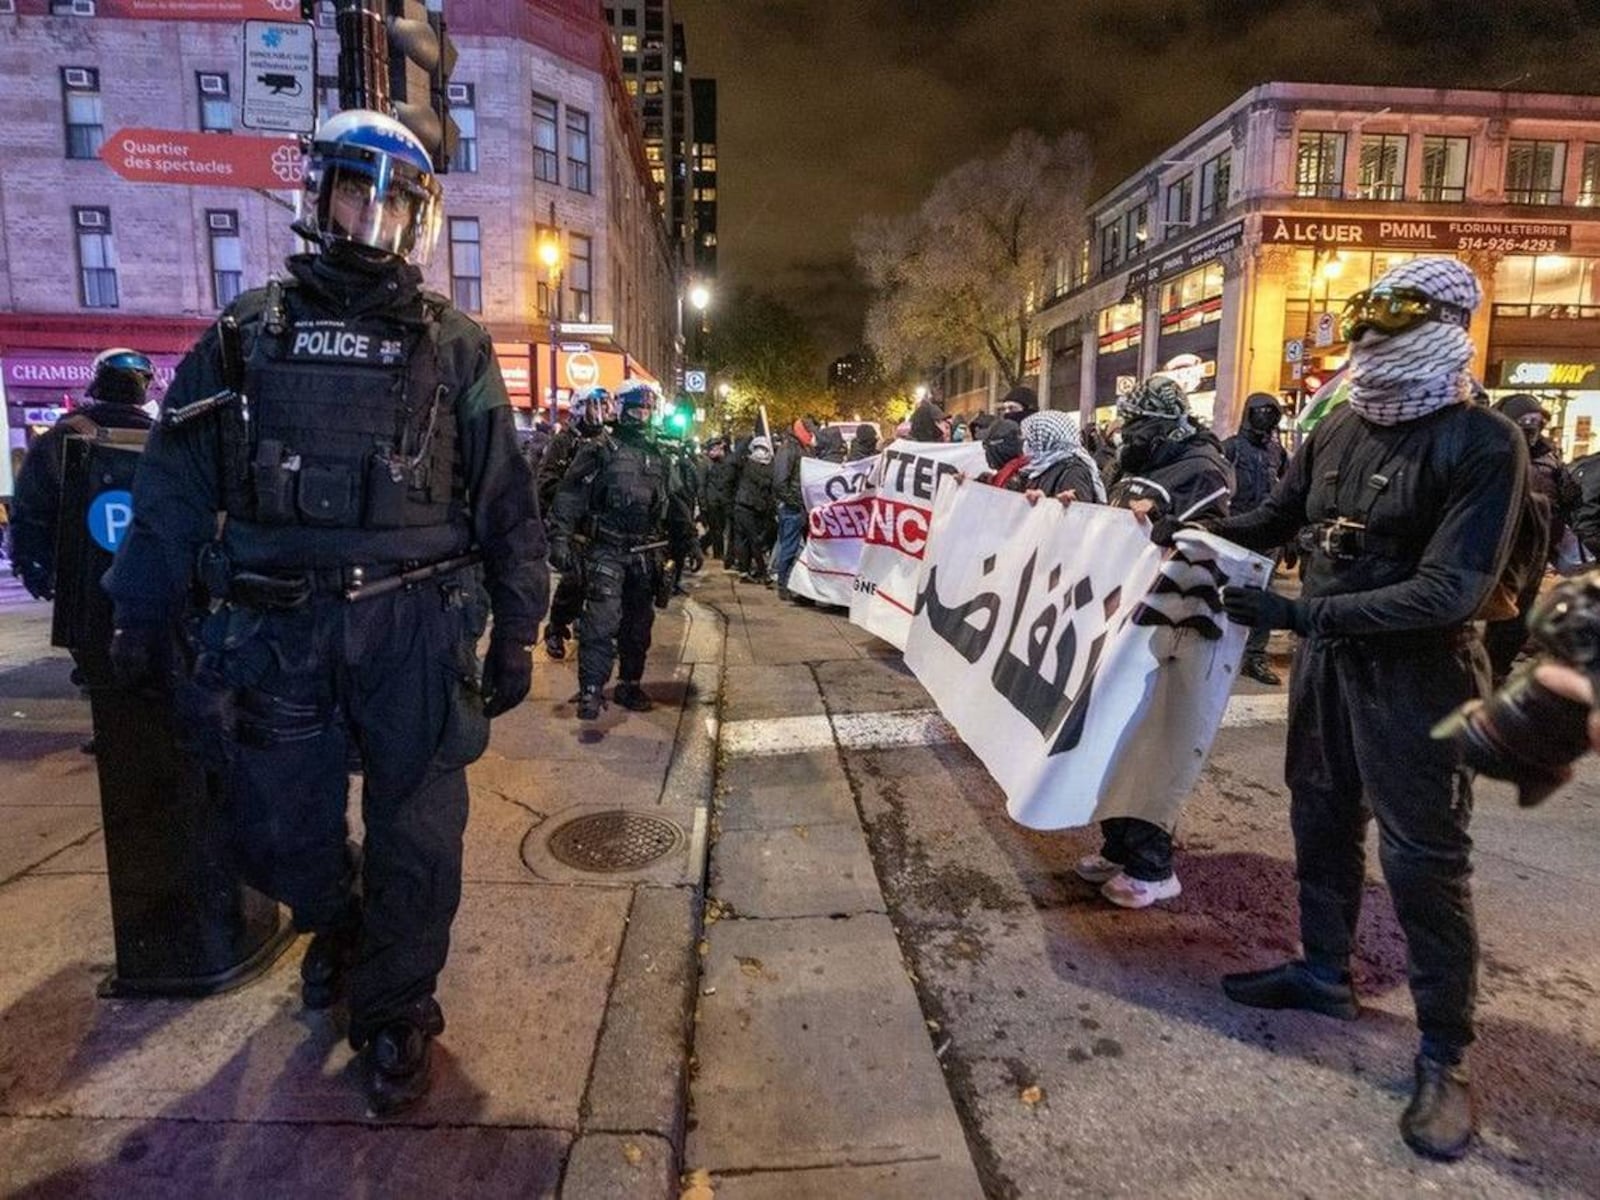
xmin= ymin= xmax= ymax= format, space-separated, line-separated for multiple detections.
xmin=1339 ymin=286 xmax=1472 ymax=343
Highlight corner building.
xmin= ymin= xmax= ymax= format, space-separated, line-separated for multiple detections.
xmin=0 ymin=0 xmax=679 ymax=495
xmin=1032 ymin=82 xmax=1600 ymax=445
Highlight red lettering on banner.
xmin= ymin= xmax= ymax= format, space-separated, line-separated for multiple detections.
xmin=864 ymin=498 xmax=930 ymax=558
xmin=809 ymin=499 xmax=872 ymax=540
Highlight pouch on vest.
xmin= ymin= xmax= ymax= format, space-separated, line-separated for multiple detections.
xmin=364 ymin=454 xmax=411 ymax=528
xmin=296 ymin=464 xmax=359 ymax=526
xmin=251 ymin=439 xmax=299 ymax=525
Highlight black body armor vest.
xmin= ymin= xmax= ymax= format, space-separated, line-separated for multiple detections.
xmin=592 ymin=434 xmax=671 ymax=543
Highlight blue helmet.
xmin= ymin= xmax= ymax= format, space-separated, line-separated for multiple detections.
xmin=614 ymin=380 xmax=662 ymax=425
xmin=301 ymin=109 xmax=443 ymax=264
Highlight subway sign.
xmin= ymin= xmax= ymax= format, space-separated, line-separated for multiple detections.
xmin=1264 ymin=215 xmax=1570 ymax=255
xmin=1495 ymin=360 xmax=1600 ymax=389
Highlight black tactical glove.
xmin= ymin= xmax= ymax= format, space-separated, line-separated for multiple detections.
xmin=1221 ymin=586 xmax=1304 ymax=633
xmin=481 ymin=635 xmax=533 ymax=719
xmin=683 ymin=546 xmax=704 ymax=574
xmin=548 ymin=539 xmax=573 ymax=573
xmin=17 ymin=561 xmax=53 ymax=601
xmin=110 ymin=624 xmax=167 ymax=691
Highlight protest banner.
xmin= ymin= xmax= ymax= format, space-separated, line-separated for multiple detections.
xmin=848 ymin=439 xmax=987 ymax=648
xmin=903 ymin=480 xmax=1272 ymax=831
xmin=787 ymin=455 xmax=878 ymax=606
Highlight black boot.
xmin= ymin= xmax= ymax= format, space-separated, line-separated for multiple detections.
xmin=1241 ymin=654 xmax=1282 ymax=686
xmin=1400 ymin=1055 xmax=1475 ymax=1161
xmin=360 ymin=999 xmax=445 ymax=1118
xmin=1221 ymin=960 xmax=1359 ymax=1020
xmin=544 ymin=626 xmax=567 ymax=661
xmin=577 ymin=684 xmax=605 ymax=720
xmin=612 ymin=680 xmax=654 ymax=712
xmin=301 ymin=908 xmax=361 ymax=1010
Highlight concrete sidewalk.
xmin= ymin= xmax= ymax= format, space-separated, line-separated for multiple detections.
xmin=0 ymin=592 xmax=721 ymax=1199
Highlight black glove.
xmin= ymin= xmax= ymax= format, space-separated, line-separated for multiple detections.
xmin=683 ymin=546 xmax=704 ymax=574
xmin=1149 ymin=517 xmax=1187 ymax=548
xmin=1221 ymin=586 xmax=1303 ymax=633
xmin=548 ymin=540 xmax=572 ymax=573
xmin=481 ymin=635 xmax=533 ymax=719
xmin=18 ymin=561 xmax=53 ymax=601
xmin=110 ymin=624 xmax=167 ymax=691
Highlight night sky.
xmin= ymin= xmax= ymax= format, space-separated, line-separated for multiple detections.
xmin=673 ymin=0 xmax=1600 ymax=360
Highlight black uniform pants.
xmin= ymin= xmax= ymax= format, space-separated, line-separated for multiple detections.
xmin=702 ymin=500 xmax=730 ymax=560
xmin=1286 ymin=632 xmax=1484 ymax=1052
xmin=577 ymin=547 xmax=657 ymax=691
xmin=731 ymin=504 xmax=772 ymax=575
xmin=217 ymin=583 xmax=485 ymax=1045
xmin=546 ymin=564 xmax=585 ymax=637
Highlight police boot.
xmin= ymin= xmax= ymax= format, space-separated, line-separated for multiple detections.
xmin=1241 ymin=654 xmax=1282 ymax=686
xmin=544 ymin=625 xmax=567 ymax=661
xmin=1221 ymin=959 xmax=1359 ymax=1020
xmin=1400 ymin=1055 xmax=1475 ymax=1161
xmin=577 ymin=685 xmax=606 ymax=720
xmin=301 ymin=905 xmax=361 ymax=1010
xmin=360 ymin=998 xmax=445 ymax=1119
xmin=613 ymin=681 xmax=654 ymax=712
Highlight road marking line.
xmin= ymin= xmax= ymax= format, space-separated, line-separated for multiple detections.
xmin=720 ymin=714 xmax=835 ymax=757
xmin=1222 ymin=692 xmax=1290 ymax=726
xmin=834 ymin=709 xmax=960 ymax=749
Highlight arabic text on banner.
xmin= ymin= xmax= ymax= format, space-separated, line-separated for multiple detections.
xmin=902 ymin=480 xmax=1272 ymax=832
xmin=787 ymin=455 xmax=878 ymax=606
xmin=847 ymin=439 xmax=988 ymax=649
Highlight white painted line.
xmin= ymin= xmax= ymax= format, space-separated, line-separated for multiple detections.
xmin=720 ymin=714 xmax=835 ymax=757
xmin=1221 ymin=691 xmax=1290 ymax=727
xmin=833 ymin=709 xmax=960 ymax=750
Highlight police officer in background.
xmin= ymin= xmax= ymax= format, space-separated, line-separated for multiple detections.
xmin=540 ymin=386 xmax=613 ymax=660
xmin=10 ymin=348 xmax=156 ymax=599
xmin=1221 ymin=392 xmax=1290 ymax=685
xmin=1206 ymin=258 xmax=1526 ymax=1161
xmin=103 ymin=111 xmax=548 ymax=1116
xmin=547 ymin=380 xmax=695 ymax=719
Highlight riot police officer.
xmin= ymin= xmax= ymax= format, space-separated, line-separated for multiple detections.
xmin=540 ymin=387 xmax=613 ymax=660
xmin=10 ymin=348 xmax=155 ymax=599
xmin=102 ymin=111 xmax=549 ymax=1116
xmin=1208 ymin=258 xmax=1526 ymax=1161
xmin=547 ymin=380 xmax=695 ymax=719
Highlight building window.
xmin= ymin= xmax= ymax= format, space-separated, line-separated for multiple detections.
xmin=567 ymin=107 xmax=591 ymax=193
xmin=534 ymin=222 xmax=556 ymax=318
xmin=1198 ymin=150 xmax=1231 ymax=221
xmin=620 ymin=32 xmax=638 ymax=52
xmin=196 ymin=72 xmax=231 ymax=133
xmin=1420 ymin=136 xmax=1470 ymax=203
xmin=206 ymin=210 xmax=243 ymax=308
xmin=1492 ymin=254 xmax=1600 ymax=319
xmin=1296 ymin=131 xmax=1346 ymax=198
xmin=1097 ymin=298 xmax=1143 ymax=354
xmin=1164 ymin=174 xmax=1193 ymax=238
xmin=62 ymin=67 xmax=103 ymax=160
xmin=1159 ymin=263 xmax=1225 ymax=332
xmin=1505 ymin=139 xmax=1567 ymax=205
xmin=643 ymin=78 xmax=663 ymax=96
xmin=624 ymin=78 xmax=639 ymax=96
xmin=50 ymin=0 xmax=96 ymax=13
xmin=1357 ymin=134 xmax=1406 ymax=200
xmin=532 ymin=93 xmax=560 ymax=183
xmin=568 ymin=233 xmax=592 ymax=322
xmin=449 ymin=217 xmax=482 ymax=314
xmin=1580 ymin=145 xmax=1600 ymax=207
xmin=74 ymin=207 xmax=118 ymax=308
xmin=1123 ymin=204 xmax=1149 ymax=258
xmin=1098 ymin=218 xmax=1123 ymax=273
xmin=447 ymin=83 xmax=477 ymax=173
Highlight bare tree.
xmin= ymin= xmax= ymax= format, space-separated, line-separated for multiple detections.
xmin=857 ymin=130 xmax=1093 ymax=392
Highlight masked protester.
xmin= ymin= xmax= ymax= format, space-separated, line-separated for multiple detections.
xmin=1017 ymin=410 xmax=1105 ymax=503
xmin=909 ymin=399 xmax=951 ymax=442
xmin=998 ymin=384 xmax=1037 ymax=421
xmin=102 ymin=111 xmax=549 ymax=1116
xmin=849 ymin=423 xmax=880 ymax=459
xmin=1203 ymin=257 xmax=1526 ymax=1162
xmin=701 ymin=436 xmax=737 ymax=563
xmin=1482 ymin=393 xmax=1577 ymax=682
xmin=731 ymin=436 xmax=776 ymax=581
xmin=539 ymin=387 xmax=613 ymax=661
xmin=1075 ymin=376 xmax=1234 ymax=910
xmin=1221 ymin=393 xmax=1290 ymax=684
xmin=773 ymin=416 xmax=819 ymax=600
xmin=10 ymin=349 xmax=156 ymax=600
xmin=980 ymin=418 xmax=1027 ymax=489
xmin=547 ymin=380 xmax=695 ymax=719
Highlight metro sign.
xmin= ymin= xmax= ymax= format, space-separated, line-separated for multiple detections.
xmin=100 ymin=128 xmax=304 ymax=190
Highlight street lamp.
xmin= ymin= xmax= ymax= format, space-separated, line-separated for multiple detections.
xmin=538 ymin=211 xmax=564 ymax=427
xmin=689 ymin=282 xmax=711 ymax=313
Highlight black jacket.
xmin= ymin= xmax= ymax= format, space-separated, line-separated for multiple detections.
xmin=1211 ymin=403 xmax=1526 ymax=638
xmin=103 ymin=251 xmax=548 ymax=643
xmin=1107 ymin=430 xmax=1234 ymax=523
xmin=705 ymin=454 xmax=738 ymax=508
xmin=849 ymin=425 xmax=880 ymax=459
xmin=772 ymin=435 xmax=808 ymax=508
xmin=735 ymin=457 xmax=774 ymax=512
xmin=1570 ymin=451 xmax=1600 ymax=557
xmin=1015 ymin=456 xmax=1100 ymax=501
xmin=1221 ymin=427 xmax=1288 ymax=514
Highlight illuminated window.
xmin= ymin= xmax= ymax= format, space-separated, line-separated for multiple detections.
xmin=625 ymin=78 xmax=638 ymax=96
xmin=1123 ymin=204 xmax=1148 ymax=258
xmin=1357 ymin=134 xmax=1406 ymax=200
xmin=644 ymin=78 xmax=663 ymax=95
xmin=568 ymin=233 xmax=592 ymax=321
xmin=620 ymin=33 xmax=638 ymax=52
xmin=1296 ymin=131 xmax=1346 ymax=198
xmin=1159 ymin=263 xmax=1225 ymax=332
xmin=1420 ymin=136 xmax=1469 ymax=202
xmin=1581 ymin=145 xmax=1600 ymax=206
xmin=532 ymin=93 xmax=559 ymax=182
xmin=1097 ymin=298 xmax=1143 ymax=353
xmin=1198 ymin=151 xmax=1231 ymax=220
xmin=1098 ymin=218 xmax=1122 ymax=272
xmin=1506 ymin=140 xmax=1567 ymax=205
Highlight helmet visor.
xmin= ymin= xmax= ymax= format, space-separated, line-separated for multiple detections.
xmin=1340 ymin=286 xmax=1471 ymax=343
xmin=308 ymin=149 xmax=442 ymax=265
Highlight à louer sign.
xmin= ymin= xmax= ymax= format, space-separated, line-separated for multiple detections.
xmin=1263 ymin=214 xmax=1571 ymax=255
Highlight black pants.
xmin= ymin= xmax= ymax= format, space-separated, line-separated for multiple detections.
xmin=731 ymin=505 xmax=772 ymax=576
xmin=546 ymin=564 xmax=584 ymax=637
xmin=702 ymin=500 xmax=730 ymax=560
xmin=1286 ymin=633 xmax=1484 ymax=1052
xmin=1100 ymin=818 xmax=1174 ymax=881
xmin=219 ymin=582 xmax=485 ymax=1045
xmin=577 ymin=547 xmax=656 ymax=691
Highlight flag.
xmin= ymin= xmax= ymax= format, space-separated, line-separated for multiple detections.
xmin=1296 ymin=366 xmax=1350 ymax=434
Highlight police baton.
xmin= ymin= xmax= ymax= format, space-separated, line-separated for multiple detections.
xmin=345 ymin=552 xmax=483 ymax=603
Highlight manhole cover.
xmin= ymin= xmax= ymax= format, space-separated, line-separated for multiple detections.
xmin=545 ymin=810 xmax=685 ymax=873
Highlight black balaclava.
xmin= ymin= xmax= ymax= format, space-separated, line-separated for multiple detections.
xmin=983 ymin=418 xmax=1023 ymax=470
xmin=1243 ymin=392 xmax=1283 ymax=443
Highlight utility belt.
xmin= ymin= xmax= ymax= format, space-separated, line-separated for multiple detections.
xmin=200 ymin=544 xmax=480 ymax=610
xmin=589 ymin=527 xmax=670 ymax=557
xmin=1296 ymin=517 xmax=1414 ymax=562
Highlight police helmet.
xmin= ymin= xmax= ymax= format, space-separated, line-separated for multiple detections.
xmin=87 ymin=347 xmax=154 ymax=403
xmin=300 ymin=110 xmax=443 ymax=265
xmin=574 ymin=386 xmax=613 ymax=432
xmin=615 ymin=379 xmax=662 ymax=426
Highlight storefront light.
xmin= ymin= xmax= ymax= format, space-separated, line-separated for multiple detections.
xmin=1320 ymin=253 xmax=1345 ymax=280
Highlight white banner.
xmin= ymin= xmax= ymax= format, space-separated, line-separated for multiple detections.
xmin=848 ymin=439 xmax=988 ymax=649
xmin=788 ymin=456 xmax=878 ymax=606
xmin=903 ymin=481 xmax=1272 ymax=831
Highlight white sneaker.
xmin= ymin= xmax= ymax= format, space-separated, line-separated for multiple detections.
xmin=1101 ymin=872 xmax=1182 ymax=909
xmin=1075 ymin=853 xmax=1123 ymax=885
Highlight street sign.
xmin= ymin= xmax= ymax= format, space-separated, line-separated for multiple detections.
xmin=1314 ymin=312 xmax=1337 ymax=348
xmin=685 ymin=370 xmax=708 ymax=394
xmin=98 ymin=128 xmax=303 ymax=189
xmin=560 ymin=322 xmax=615 ymax=337
xmin=564 ymin=352 xmax=602 ymax=389
xmin=242 ymin=20 xmax=316 ymax=134
xmin=559 ymin=342 xmax=591 ymax=353
xmin=1285 ymin=339 xmax=1305 ymax=364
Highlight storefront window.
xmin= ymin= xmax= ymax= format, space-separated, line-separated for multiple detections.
xmin=1492 ymin=255 xmax=1600 ymax=318
xmin=1159 ymin=263 xmax=1225 ymax=333
xmin=1097 ymin=298 xmax=1143 ymax=353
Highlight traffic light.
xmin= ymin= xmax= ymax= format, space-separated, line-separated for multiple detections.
xmin=386 ymin=0 xmax=459 ymax=172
